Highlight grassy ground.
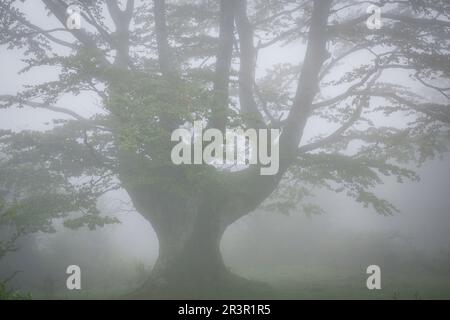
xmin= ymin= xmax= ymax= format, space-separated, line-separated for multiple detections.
xmin=26 ymin=274 xmax=450 ymax=300
xmin=241 ymin=265 xmax=450 ymax=300
xmin=14 ymin=263 xmax=450 ymax=300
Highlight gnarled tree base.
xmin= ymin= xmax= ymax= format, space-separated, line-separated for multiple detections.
xmin=126 ymin=267 xmax=274 ymax=300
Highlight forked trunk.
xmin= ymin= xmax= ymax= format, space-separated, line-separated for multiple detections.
xmin=120 ymin=160 xmax=275 ymax=299
xmin=128 ymin=203 xmax=272 ymax=299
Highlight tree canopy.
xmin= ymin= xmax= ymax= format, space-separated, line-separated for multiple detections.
xmin=0 ymin=0 xmax=449 ymax=296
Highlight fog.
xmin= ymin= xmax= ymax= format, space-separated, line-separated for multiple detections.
xmin=1 ymin=156 xmax=449 ymax=298
xmin=1 ymin=0 xmax=449 ymax=300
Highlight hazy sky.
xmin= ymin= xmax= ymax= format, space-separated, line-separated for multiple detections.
xmin=1 ymin=0 xmax=449 ymax=297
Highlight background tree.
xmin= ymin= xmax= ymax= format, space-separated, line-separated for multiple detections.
xmin=0 ymin=0 xmax=449 ymax=298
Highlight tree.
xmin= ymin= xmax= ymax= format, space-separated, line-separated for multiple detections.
xmin=0 ymin=0 xmax=449 ymax=298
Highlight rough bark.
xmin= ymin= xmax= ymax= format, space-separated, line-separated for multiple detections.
xmin=235 ymin=0 xmax=265 ymax=128
xmin=119 ymin=162 xmax=271 ymax=298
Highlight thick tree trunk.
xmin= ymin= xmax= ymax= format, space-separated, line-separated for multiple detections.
xmin=144 ymin=211 xmax=229 ymax=298
xmin=119 ymin=167 xmax=272 ymax=298
xmin=117 ymin=148 xmax=277 ymax=299
xmin=127 ymin=202 xmax=271 ymax=299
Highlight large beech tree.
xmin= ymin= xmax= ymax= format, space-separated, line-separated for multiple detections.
xmin=0 ymin=0 xmax=449 ymax=297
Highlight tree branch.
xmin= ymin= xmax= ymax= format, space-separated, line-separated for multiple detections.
xmin=299 ymin=99 xmax=364 ymax=153
xmin=153 ymin=0 xmax=173 ymax=76
xmin=221 ymin=0 xmax=333 ymax=224
xmin=0 ymin=95 xmax=111 ymax=131
xmin=210 ymin=0 xmax=236 ymax=132
xmin=42 ymin=0 xmax=96 ymax=48
xmin=105 ymin=0 xmax=134 ymax=67
xmin=0 ymin=1 xmax=76 ymax=49
xmin=278 ymin=0 xmax=332 ymax=170
xmin=235 ymin=0 xmax=264 ymax=128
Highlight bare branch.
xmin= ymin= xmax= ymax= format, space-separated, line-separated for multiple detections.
xmin=299 ymin=100 xmax=364 ymax=153
xmin=105 ymin=0 xmax=134 ymax=67
xmin=279 ymin=0 xmax=332 ymax=169
xmin=42 ymin=0 xmax=96 ymax=48
xmin=0 ymin=2 xmax=76 ymax=49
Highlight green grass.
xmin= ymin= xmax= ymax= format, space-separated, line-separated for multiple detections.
xmin=14 ymin=265 xmax=450 ymax=300
xmin=239 ymin=265 xmax=450 ymax=299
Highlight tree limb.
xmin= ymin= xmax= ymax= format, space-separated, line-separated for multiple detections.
xmin=235 ymin=0 xmax=264 ymax=128
xmin=153 ymin=0 xmax=173 ymax=76
xmin=278 ymin=0 xmax=332 ymax=170
xmin=210 ymin=0 xmax=236 ymax=132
